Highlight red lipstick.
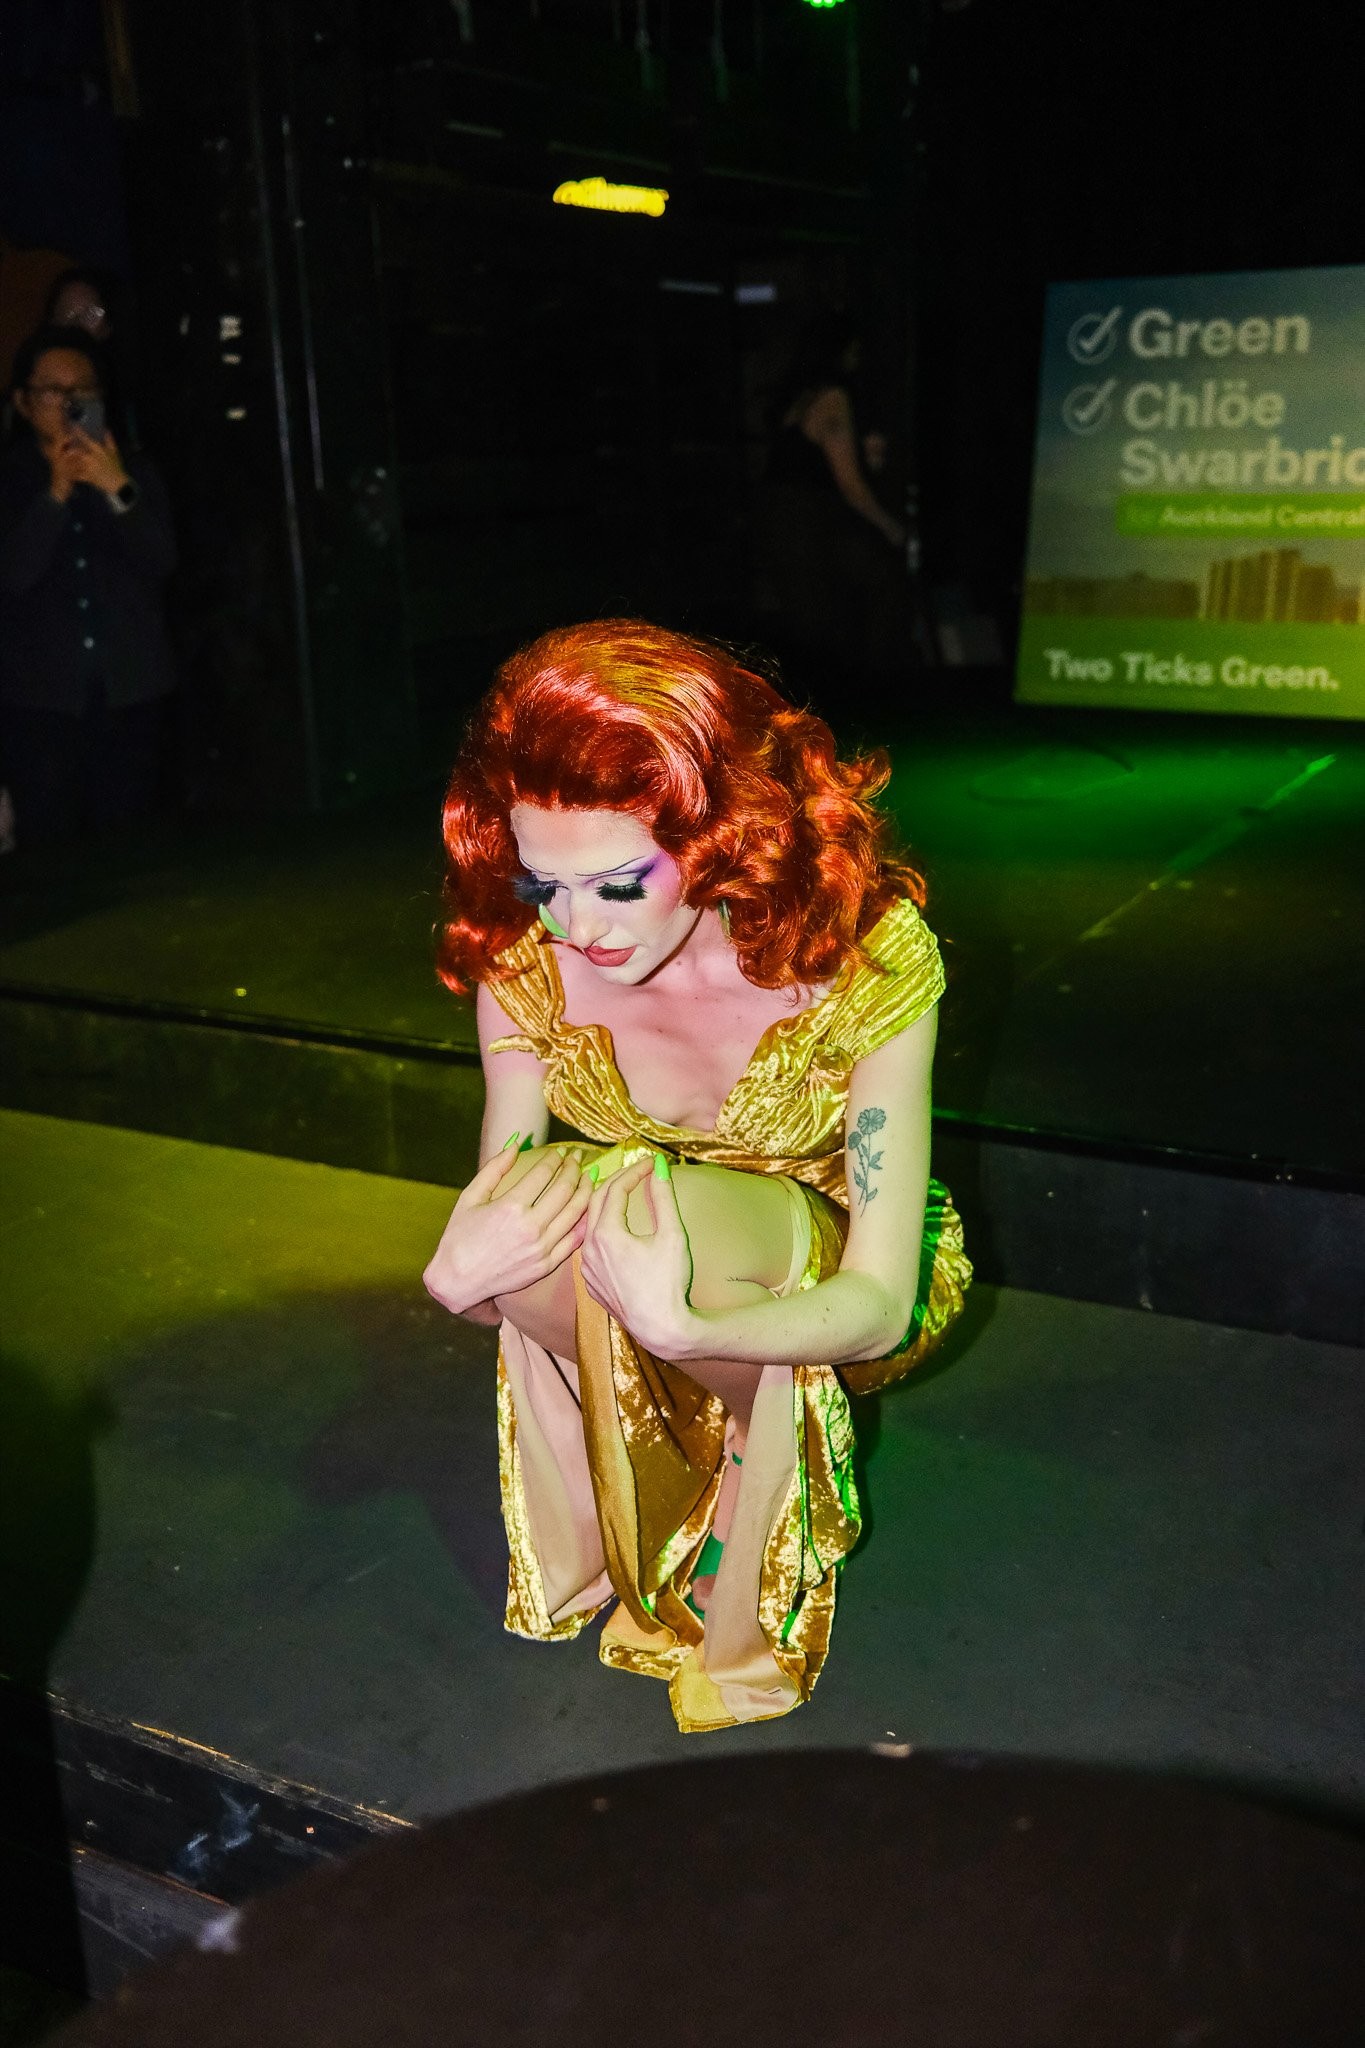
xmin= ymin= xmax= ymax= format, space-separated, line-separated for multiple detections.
xmin=582 ymin=942 xmax=637 ymax=968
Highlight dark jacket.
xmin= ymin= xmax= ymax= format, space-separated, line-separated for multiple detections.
xmin=0 ymin=438 xmax=177 ymax=713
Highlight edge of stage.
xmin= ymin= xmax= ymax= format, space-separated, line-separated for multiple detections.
xmin=2 ymin=692 xmax=1360 ymax=1342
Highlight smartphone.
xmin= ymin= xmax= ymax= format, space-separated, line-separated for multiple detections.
xmin=65 ymin=394 xmax=106 ymax=441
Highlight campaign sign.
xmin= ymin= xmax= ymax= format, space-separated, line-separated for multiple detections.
xmin=1016 ymin=265 xmax=1365 ymax=719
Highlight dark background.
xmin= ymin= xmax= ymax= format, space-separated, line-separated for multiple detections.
xmin=1 ymin=0 xmax=1360 ymax=810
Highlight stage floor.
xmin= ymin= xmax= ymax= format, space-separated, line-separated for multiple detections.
xmin=1 ymin=707 xmax=1360 ymax=1178
xmin=5 ymin=1108 xmax=1361 ymax=1823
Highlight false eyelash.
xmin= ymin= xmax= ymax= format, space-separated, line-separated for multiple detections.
xmin=511 ymin=873 xmax=556 ymax=907
xmin=512 ymin=873 xmax=647 ymax=905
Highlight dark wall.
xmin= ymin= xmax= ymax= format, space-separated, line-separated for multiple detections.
xmin=120 ymin=0 xmax=916 ymax=801
xmin=917 ymin=0 xmax=1365 ymax=642
xmin=348 ymin=0 xmax=921 ymax=755
xmin=0 ymin=0 xmax=129 ymax=270
xmin=10 ymin=2 xmax=1352 ymax=796
xmin=124 ymin=0 xmax=416 ymax=812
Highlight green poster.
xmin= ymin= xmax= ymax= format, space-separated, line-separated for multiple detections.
xmin=1017 ymin=266 xmax=1365 ymax=719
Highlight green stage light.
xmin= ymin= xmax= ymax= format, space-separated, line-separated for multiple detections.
xmin=803 ymin=1 xmax=848 ymax=10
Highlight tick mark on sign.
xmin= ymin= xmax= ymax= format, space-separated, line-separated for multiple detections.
xmin=1067 ymin=306 xmax=1122 ymax=363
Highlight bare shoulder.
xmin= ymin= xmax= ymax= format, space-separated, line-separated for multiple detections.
xmin=475 ymin=978 xmax=525 ymax=1044
xmin=802 ymin=384 xmax=854 ymax=441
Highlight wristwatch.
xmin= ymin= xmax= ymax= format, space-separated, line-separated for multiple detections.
xmin=109 ymin=478 xmax=140 ymax=515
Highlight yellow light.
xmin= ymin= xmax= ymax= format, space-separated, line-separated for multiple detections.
xmin=552 ymin=176 xmax=668 ymax=219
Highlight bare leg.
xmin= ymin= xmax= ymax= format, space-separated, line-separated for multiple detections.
xmin=485 ymin=1145 xmax=589 ymax=1359
xmin=490 ymin=1147 xmax=817 ymax=1642
xmin=489 ymin=1147 xmax=800 ymax=1431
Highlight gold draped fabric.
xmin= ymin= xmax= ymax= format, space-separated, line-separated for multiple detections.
xmin=487 ymin=896 xmax=972 ymax=1731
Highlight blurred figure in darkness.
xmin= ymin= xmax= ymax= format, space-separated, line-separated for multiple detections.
xmin=756 ymin=316 xmax=910 ymax=702
xmin=42 ymin=264 xmax=141 ymax=448
xmin=0 ymin=326 xmax=176 ymax=848
xmin=43 ymin=266 xmax=115 ymax=342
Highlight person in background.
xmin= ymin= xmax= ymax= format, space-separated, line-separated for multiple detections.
xmin=43 ymin=266 xmax=115 ymax=343
xmin=42 ymin=265 xmax=141 ymax=448
xmin=0 ymin=325 xmax=176 ymax=847
xmin=774 ymin=320 xmax=905 ymax=551
xmin=757 ymin=316 xmax=910 ymax=697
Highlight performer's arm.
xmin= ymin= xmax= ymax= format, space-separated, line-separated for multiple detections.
xmin=474 ymin=980 xmax=551 ymax=1162
xmin=583 ymin=1008 xmax=937 ymax=1367
xmin=424 ymin=979 xmax=571 ymax=1323
xmin=804 ymin=387 xmax=906 ymax=549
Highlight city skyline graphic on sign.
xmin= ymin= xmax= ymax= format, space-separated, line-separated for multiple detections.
xmin=1026 ymin=544 xmax=1363 ymax=625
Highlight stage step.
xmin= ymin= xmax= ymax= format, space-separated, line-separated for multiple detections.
xmin=0 ymin=1683 xmax=406 ymax=1998
xmin=3 ymin=1106 xmax=1360 ymax=2004
xmin=1 ymin=985 xmax=1359 ymax=1343
xmin=0 ymin=981 xmax=484 ymax=1187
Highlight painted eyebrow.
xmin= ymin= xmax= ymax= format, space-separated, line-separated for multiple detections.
xmin=524 ymin=856 xmax=655 ymax=881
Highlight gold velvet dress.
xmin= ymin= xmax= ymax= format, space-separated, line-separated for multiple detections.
xmin=486 ymin=895 xmax=971 ymax=1732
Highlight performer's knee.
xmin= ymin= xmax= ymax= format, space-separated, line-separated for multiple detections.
xmin=492 ymin=1268 xmax=578 ymax=1356
xmin=639 ymin=1160 xmax=796 ymax=1302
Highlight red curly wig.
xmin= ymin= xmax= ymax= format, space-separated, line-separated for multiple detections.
xmin=438 ymin=619 xmax=925 ymax=994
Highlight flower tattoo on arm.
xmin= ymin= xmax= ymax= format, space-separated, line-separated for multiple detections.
xmin=847 ymin=1106 xmax=886 ymax=1212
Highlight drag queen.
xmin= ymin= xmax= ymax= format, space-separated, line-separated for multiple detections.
xmin=423 ymin=620 xmax=970 ymax=1731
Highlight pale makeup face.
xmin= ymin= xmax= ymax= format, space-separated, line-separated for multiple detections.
xmin=508 ymin=804 xmax=699 ymax=983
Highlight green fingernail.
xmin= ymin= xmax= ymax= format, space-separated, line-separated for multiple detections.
xmin=653 ymin=1152 xmax=671 ymax=1181
xmin=502 ymin=1130 xmax=521 ymax=1150
xmin=585 ymin=1162 xmax=600 ymax=1184
xmin=519 ymin=1134 xmax=535 ymax=1152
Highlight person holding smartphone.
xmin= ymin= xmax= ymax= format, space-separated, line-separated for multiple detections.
xmin=0 ymin=325 xmax=176 ymax=846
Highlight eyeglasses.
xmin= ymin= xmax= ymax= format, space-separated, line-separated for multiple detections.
xmin=25 ymin=385 xmax=101 ymax=407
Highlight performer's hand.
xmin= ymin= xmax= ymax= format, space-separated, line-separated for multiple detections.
xmin=423 ymin=1141 xmax=591 ymax=1316
xmin=578 ymin=1153 xmax=698 ymax=1360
